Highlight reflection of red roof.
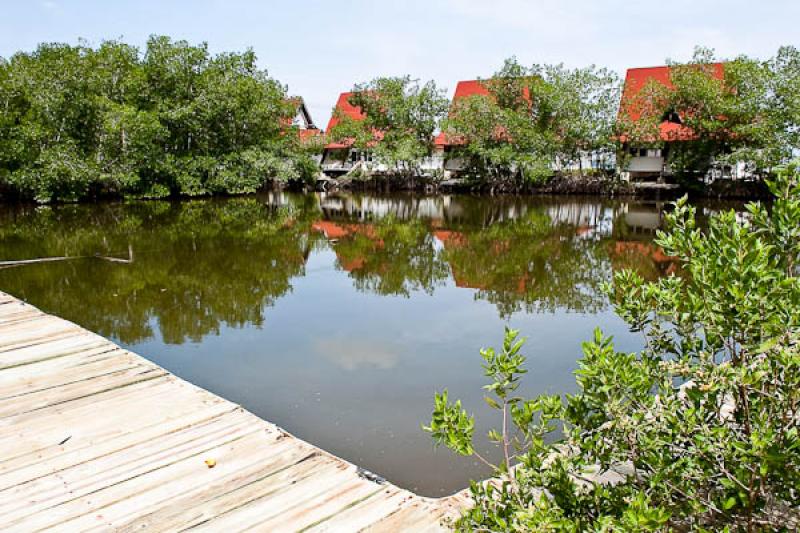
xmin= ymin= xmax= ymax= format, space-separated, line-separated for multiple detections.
xmin=619 ymin=64 xmax=725 ymax=142
xmin=612 ymin=241 xmax=678 ymax=275
xmin=435 ymin=81 xmax=491 ymax=147
xmin=434 ymin=229 xmax=531 ymax=292
xmin=312 ymin=220 xmax=384 ymax=272
xmin=313 ymin=220 xmax=381 ymax=240
xmin=313 ymin=220 xmax=352 ymax=239
xmin=433 ymin=229 xmax=467 ymax=246
xmin=435 ymin=230 xmax=476 ymax=287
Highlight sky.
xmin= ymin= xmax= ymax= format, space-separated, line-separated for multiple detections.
xmin=1 ymin=1 xmax=798 ymax=128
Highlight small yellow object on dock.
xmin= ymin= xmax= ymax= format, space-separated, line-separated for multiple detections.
xmin=204 ymin=458 xmax=216 ymax=468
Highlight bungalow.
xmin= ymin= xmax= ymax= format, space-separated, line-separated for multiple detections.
xmin=320 ymin=92 xmax=385 ymax=176
xmin=435 ymin=80 xmax=609 ymax=177
xmin=434 ymin=80 xmax=491 ymax=176
xmin=286 ymin=97 xmax=322 ymax=143
xmin=320 ymin=92 xmax=443 ymax=178
xmin=618 ymin=64 xmax=729 ymax=181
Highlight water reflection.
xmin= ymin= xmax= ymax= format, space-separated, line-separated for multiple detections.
xmin=313 ymin=193 xmax=674 ymax=316
xmin=0 ymin=193 xmax=684 ymax=343
xmin=0 ymin=196 xmax=317 ymax=344
xmin=0 ymin=192 xmax=725 ymax=495
xmin=312 ymin=219 xmax=450 ymax=297
xmin=315 ymin=337 xmax=401 ymax=371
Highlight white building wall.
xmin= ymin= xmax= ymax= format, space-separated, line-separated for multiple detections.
xmin=628 ymin=156 xmax=664 ymax=173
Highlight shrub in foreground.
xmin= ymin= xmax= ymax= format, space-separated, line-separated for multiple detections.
xmin=427 ymin=162 xmax=800 ymax=530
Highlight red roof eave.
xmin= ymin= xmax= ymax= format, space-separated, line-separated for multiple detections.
xmin=324 ymin=91 xmax=385 ymax=150
xmin=437 ymin=79 xmax=531 ymax=148
xmin=436 ymin=80 xmax=491 ymax=148
xmin=617 ymin=63 xmax=726 ymax=144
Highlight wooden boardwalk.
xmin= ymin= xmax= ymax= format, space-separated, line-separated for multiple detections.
xmin=0 ymin=291 xmax=469 ymax=532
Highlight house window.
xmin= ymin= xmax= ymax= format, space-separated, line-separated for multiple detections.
xmin=662 ymin=110 xmax=682 ymax=124
xmin=348 ymin=150 xmax=373 ymax=163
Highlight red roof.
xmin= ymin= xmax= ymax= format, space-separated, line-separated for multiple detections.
xmin=435 ymin=79 xmax=532 ymax=147
xmin=619 ymin=63 xmax=725 ymax=142
xmin=325 ymin=92 xmax=369 ymax=149
xmin=298 ymin=128 xmax=321 ymax=141
xmin=435 ymin=80 xmax=491 ymax=146
xmin=452 ymin=80 xmax=491 ymax=101
xmin=325 ymin=92 xmax=366 ymax=131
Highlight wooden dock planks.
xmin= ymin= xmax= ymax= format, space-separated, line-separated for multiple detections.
xmin=0 ymin=292 xmax=467 ymax=532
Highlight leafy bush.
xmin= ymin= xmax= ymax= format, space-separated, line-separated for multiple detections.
xmin=442 ymin=59 xmax=621 ymax=189
xmin=8 ymin=143 xmax=97 ymax=203
xmin=0 ymin=37 xmax=310 ymax=203
xmin=619 ymin=46 xmax=800 ymax=181
xmin=427 ymin=162 xmax=800 ymax=530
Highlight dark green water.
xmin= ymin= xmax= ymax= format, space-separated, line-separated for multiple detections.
xmin=0 ymin=192 xmax=738 ymax=496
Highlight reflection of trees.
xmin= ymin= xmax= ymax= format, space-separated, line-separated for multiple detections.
xmin=437 ymin=210 xmax=612 ymax=317
xmin=607 ymin=241 xmax=678 ymax=281
xmin=313 ymin=196 xmax=685 ymax=317
xmin=0 ymin=197 xmax=317 ymax=344
xmin=0 ymin=192 xmax=690 ymax=338
xmin=313 ymin=218 xmax=450 ymax=297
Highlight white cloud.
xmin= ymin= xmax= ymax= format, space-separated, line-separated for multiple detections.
xmin=314 ymin=337 xmax=400 ymax=371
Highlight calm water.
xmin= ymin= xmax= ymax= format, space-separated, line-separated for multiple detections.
xmin=0 ymin=193 xmax=738 ymax=496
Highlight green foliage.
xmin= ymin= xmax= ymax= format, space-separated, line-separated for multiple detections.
xmin=427 ymin=162 xmax=800 ymax=530
xmin=621 ymin=46 xmax=800 ymax=181
xmin=0 ymin=195 xmax=319 ymax=344
xmin=0 ymin=37 xmax=312 ymax=203
xmin=437 ymin=206 xmax=611 ymax=316
xmin=443 ymin=58 xmax=620 ymax=189
xmin=328 ymin=76 xmax=449 ymax=176
xmin=328 ymin=216 xmax=450 ymax=296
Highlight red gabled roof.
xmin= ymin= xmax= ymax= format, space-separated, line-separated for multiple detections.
xmin=619 ymin=63 xmax=725 ymax=142
xmin=435 ymin=80 xmax=491 ymax=147
xmin=435 ymin=79 xmax=532 ymax=147
xmin=325 ymin=92 xmax=367 ymax=132
xmin=281 ymin=96 xmax=322 ymax=142
xmin=452 ymin=80 xmax=491 ymax=101
xmin=325 ymin=91 xmax=384 ymax=149
xmin=326 ymin=92 xmax=365 ymax=149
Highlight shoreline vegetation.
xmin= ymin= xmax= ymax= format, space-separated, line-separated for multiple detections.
xmin=0 ymin=37 xmax=797 ymax=204
xmin=321 ymin=172 xmax=772 ymax=200
xmin=427 ymin=161 xmax=800 ymax=530
xmin=0 ymin=37 xmax=320 ymax=204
